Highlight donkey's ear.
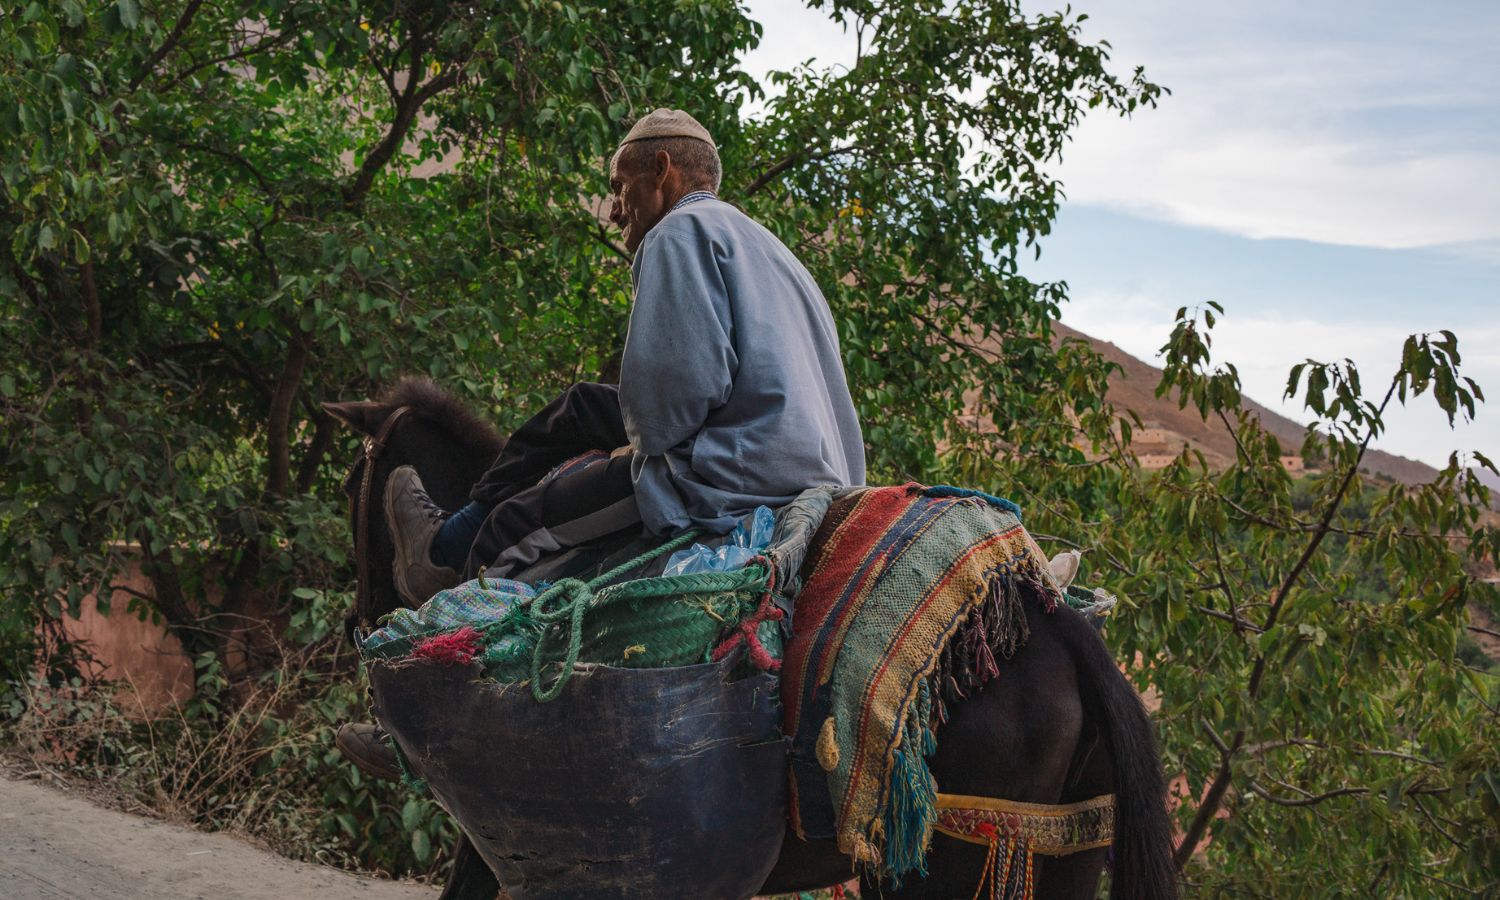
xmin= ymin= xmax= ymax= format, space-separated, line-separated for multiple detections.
xmin=321 ymin=400 xmax=384 ymax=436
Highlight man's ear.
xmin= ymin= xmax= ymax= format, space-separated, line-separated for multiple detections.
xmin=321 ymin=400 xmax=384 ymax=437
xmin=655 ymin=148 xmax=672 ymax=183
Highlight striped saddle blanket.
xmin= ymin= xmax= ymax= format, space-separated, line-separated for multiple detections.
xmin=781 ymin=484 xmax=1062 ymax=879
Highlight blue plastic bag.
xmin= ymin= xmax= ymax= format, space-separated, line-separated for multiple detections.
xmin=663 ymin=506 xmax=775 ymax=576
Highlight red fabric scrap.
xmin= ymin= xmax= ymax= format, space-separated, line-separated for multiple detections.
xmin=411 ymin=626 xmax=483 ymax=666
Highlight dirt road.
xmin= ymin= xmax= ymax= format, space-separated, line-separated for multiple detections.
xmin=0 ymin=773 xmax=437 ymax=900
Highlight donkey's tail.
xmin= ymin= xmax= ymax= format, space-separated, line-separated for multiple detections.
xmin=1060 ymin=608 xmax=1179 ymax=900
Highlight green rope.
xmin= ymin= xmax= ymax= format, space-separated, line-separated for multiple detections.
xmin=585 ymin=529 xmax=701 ymax=588
xmin=390 ymin=737 xmax=429 ymax=795
xmin=527 ymin=578 xmax=595 ymax=701
xmin=484 ymin=530 xmax=772 ymax=702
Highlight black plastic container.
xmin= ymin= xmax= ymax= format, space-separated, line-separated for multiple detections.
xmin=368 ymin=654 xmax=787 ymax=900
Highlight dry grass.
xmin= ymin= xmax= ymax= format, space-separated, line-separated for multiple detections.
xmin=2 ymin=633 xmax=401 ymax=874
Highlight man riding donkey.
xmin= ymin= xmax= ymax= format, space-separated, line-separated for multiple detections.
xmin=337 ymin=109 xmax=868 ymax=777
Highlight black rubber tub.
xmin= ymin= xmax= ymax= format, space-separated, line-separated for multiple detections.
xmin=368 ymin=654 xmax=787 ymax=900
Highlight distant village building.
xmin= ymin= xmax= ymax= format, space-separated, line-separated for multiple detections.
xmin=1138 ymin=453 xmax=1177 ymax=471
xmin=1280 ymin=455 xmax=1305 ymax=474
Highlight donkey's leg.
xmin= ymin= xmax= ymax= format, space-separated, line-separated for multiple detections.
xmin=1034 ymin=726 xmax=1112 ymax=898
xmin=439 ymin=835 xmax=501 ymax=900
xmin=756 ymin=830 xmax=854 ymax=896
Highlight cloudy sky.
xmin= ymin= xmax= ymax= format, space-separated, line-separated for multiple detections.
xmin=740 ymin=0 xmax=1498 ymax=469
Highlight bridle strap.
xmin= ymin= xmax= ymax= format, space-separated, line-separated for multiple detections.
xmin=353 ymin=405 xmax=414 ymax=630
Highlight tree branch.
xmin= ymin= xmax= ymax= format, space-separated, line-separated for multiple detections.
xmin=344 ymin=29 xmax=462 ymax=212
xmin=744 ymin=143 xmax=862 ymax=197
xmin=1174 ymin=739 xmax=1239 ymax=869
xmin=107 ymin=582 xmax=157 ymax=604
xmin=1247 ymin=781 xmax=1368 ymax=807
xmin=158 ymin=28 xmax=299 ymax=95
xmin=1193 ymin=605 xmax=1264 ymax=633
xmin=129 ymin=0 xmax=208 ymax=91
xmin=592 ymin=222 xmax=630 ymax=262
xmin=171 ymin=140 xmax=282 ymax=209
xmin=1248 ymin=777 xmax=1447 ymax=808
xmin=367 ymin=45 xmax=400 ymax=103
xmin=1176 ymin=378 xmax=1400 ymax=868
xmin=1208 ymin=527 xmax=1244 ymax=634
xmin=1413 ymin=796 xmax=1466 ymax=850
xmin=265 ymin=331 xmax=311 ymax=498
xmin=1220 ymin=490 xmax=1453 ymax=541
xmin=1243 ymin=736 xmax=1319 ymax=755
xmin=1249 ymin=377 xmax=1399 ymax=694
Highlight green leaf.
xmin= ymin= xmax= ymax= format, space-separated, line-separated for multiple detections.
xmin=411 ymin=828 xmax=432 ymax=863
xmin=116 ymin=0 xmax=141 ymax=29
xmin=31 ymin=539 xmax=53 ymax=568
xmin=334 ymin=813 xmax=358 ymax=838
xmin=59 ymin=0 xmax=85 ymax=26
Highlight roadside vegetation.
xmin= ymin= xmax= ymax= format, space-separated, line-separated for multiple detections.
xmin=2 ymin=0 xmax=1496 ymax=894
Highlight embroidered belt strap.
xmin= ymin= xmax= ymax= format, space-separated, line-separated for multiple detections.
xmin=933 ymin=792 xmax=1115 ymax=857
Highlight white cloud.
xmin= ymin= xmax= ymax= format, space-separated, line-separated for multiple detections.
xmin=1059 ymin=121 xmax=1500 ymax=248
xmin=740 ymin=0 xmax=1500 ymax=250
xmin=733 ymin=0 xmax=1500 ymax=464
xmin=1048 ymin=1 xmax=1500 ymax=249
xmin=740 ymin=0 xmax=857 ymax=100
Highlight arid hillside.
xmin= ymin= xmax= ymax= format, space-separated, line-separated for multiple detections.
xmin=1056 ymin=322 xmax=1441 ymax=485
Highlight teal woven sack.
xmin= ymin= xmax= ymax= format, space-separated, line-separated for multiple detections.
xmin=363 ymin=577 xmax=535 ymax=659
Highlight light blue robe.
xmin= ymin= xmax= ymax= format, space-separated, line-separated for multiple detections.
xmin=620 ymin=197 xmax=866 ymax=535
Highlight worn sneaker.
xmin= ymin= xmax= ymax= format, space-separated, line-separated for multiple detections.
xmin=384 ymin=465 xmax=461 ymax=606
xmin=335 ymin=722 xmax=401 ymax=782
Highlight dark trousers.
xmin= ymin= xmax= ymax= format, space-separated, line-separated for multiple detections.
xmin=462 ymin=383 xmax=639 ymax=578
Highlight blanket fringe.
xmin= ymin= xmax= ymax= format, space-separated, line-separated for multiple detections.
xmin=938 ymin=564 xmax=1048 ymax=705
xmin=877 ymin=562 xmax=1058 ymax=880
xmin=881 ymin=682 xmax=939 ymax=882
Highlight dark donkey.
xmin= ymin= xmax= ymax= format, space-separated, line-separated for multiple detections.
xmin=324 ymin=378 xmax=1178 ymax=900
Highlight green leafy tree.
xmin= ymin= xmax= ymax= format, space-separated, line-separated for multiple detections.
xmin=1 ymin=0 xmax=1151 ymax=677
xmin=0 ymin=0 xmax=760 ymax=668
xmin=951 ymin=307 xmax=1499 ymax=894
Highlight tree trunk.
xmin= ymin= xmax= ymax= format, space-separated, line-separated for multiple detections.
xmin=266 ymin=332 xmax=311 ymax=498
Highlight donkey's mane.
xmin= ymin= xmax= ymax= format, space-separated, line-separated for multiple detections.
xmin=379 ymin=376 xmax=505 ymax=456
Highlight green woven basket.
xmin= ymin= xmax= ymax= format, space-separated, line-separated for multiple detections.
xmin=474 ymin=533 xmax=775 ymax=700
xmin=479 ymin=581 xmax=761 ymax=682
xmin=577 ymin=588 xmax=753 ymax=668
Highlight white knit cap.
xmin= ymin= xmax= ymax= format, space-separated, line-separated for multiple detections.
xmin=617 ymin=108 xmax=716 ymax=150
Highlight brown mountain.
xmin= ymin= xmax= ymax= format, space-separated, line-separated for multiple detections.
xmin=1054 ymin=322 xmax=1440 ymax=485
